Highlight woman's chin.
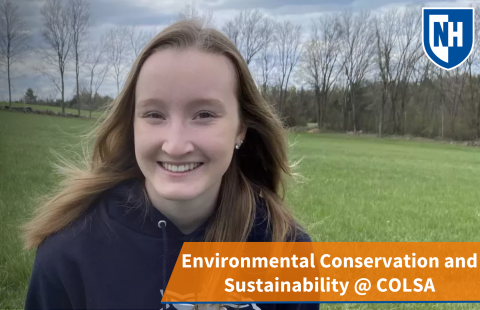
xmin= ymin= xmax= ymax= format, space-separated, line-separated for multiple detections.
xmin=154 ymin=187 xmax=202 ymax=201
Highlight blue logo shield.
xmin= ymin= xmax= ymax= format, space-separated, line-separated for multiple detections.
xmin=422 ymin=8 xmax=475 ymax=70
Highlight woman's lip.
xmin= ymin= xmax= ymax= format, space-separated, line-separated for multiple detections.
xmin=158 ymin=161 xmax=204 ymax=165
xmin=156 ymin=162 xmax=204 ymax=174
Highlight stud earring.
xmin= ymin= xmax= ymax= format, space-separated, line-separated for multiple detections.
xmin=235 ymin=140 xmax=244 ymax=150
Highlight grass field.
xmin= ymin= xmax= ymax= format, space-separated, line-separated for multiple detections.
xmin=3 ymin=101 xmax=104 ymax=118
xmin=1 ymin=110 xmax=480 ymax=309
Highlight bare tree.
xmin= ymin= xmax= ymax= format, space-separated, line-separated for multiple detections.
xmin=36 ymin=60 xmax=61 ymax=99
xmin=446 ymin=67 xmax=468 ymax=135
xmin=410 ymin=54 xmax=434 ymax=134
xmin=106 ymin=25 xmax=129 ymax=96
xmin=223 ymin=19 xmax=240 ymax=46
xmin=338 ymin=10 xmax=375 ymax=132
xmin=373 ymin=6 xmax=423 ymax=136
xmin=258 ymin=17 xmax=276 ymax=95
xmin=389 ymin=6 xmax=423 ymax=134
xmin=222 ymin=9 xmax=270 ymax=65
xmin=41 ymin=0 xmax=72 ymax=114
xmin=374 ymin=8 xmax=398 ymax=137
xmin=463 ymin=4 xmax=480 ymax=139
xmin=428 ymin=61 xmax=467 ymax=139
xmin=241 ymin=9 xmax=267 ymax=65
xmin=0 ymin=0 xmax=29 ymax=107
xmin=68 ymin=0 xmax=90 ymax=116
xmin=434 ymin=68 xmax=448 ymax=139
xmin=303 ymin=13 xmax=342 ymax=130
xmin=84 ymin=36 xmax=109 ymax=118
xmin=178 ymin=0 xmax=215 ymax=27
xmin=275 ymin=21 xmax=302 ymax=116
xmin=125 ymin=25 xmax=151 ymax=60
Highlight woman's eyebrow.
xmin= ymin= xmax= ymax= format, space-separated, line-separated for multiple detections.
xmin=136 ymin=98 xmax=165 ymax=108
xmin=136 ymin=97 xmax=226 ymax=110
xmin=187 ymin=98 xmax=226 ymax=110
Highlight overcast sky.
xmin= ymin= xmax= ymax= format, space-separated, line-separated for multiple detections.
xmin=0 ymin=0 xmax=474 ymax=102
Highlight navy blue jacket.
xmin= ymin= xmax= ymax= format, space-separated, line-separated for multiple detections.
xmin=25 ymin=178 xmax=319 ymax=310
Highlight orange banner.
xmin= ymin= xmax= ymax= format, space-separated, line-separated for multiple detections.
xmin=163 ymin=242 xmax=480 ymax=303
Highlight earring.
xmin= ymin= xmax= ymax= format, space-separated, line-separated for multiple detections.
xmin=235 ymin=140 xmax=244 ymax=150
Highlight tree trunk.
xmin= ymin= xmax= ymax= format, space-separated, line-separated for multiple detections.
xmin=429 ymin=95 xmax=436 ymax=137
xmin=399 ymin=87 xmax=408 ymax=135
xmin=89 ymin=71 xmax=94 ymax=119
xmin=451 ymin=102 xmax=458 ymax=137
xmin=378 ymin=83 xmax=387 ymax=137
xmin=7 ymin=58 xmax=11 ymax=108
xmin=278 ymin=89 xmax=283 ymax=117
xmin=315 ymin=86 xmax=321 ymax=130
xmin=421 ymin=92 xmax=430 ymax=126
xmin=61 ymin=70 xmax=65 ymax=115
xmin=390 ymin=94 xmax=397 ymax=134
xmin=379 ymin=99 xmax=384 ymax=137
xmin=477 ymin=99 xmax=480 ymax=140
xmin=441 ymin=97 xmax=445 ymax=139
xmin=76 ymin=54 xmax=80 ymax=116
xmin=351 ymin=91 xmax=357 ymax=133
xmin=116 ymin=78 xmax=120 ymax=97
xmin=343 ymin=89 xmax=348 ymax=131
xmin=321 ymin=91 xmax=328 ymax=128
xmin=468 ymin=67 xmax=478 ymax=140
xmin=316 ymin=99 xmax=321 ymax=131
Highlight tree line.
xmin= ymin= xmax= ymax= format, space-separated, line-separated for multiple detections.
xmin=0 ymin=0 xmax=158 ymax=115
xmin=1 ymin=0 xmax=480 ymax=140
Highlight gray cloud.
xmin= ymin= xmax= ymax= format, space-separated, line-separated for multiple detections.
xmin=211 ymin=0 xmax=354 ymax=11
xmin=16 ymin=0 xmax=175 ymax=27
xmin=16 ymin=0 xmax=175 ymax=44
xmin=88 ymin=0 xmax=175 ymax=26
xmin=0 ymin=0 xmax=466 ymax=102
xmin=211 ymin=0 xmax=458 ymax=13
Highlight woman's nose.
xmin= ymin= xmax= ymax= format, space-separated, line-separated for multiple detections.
xmin=160 ymin=121 xmax=194 ymax=156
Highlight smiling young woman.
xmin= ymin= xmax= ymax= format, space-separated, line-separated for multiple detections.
xmin=22 ymin=19 xmax=316 ymax=310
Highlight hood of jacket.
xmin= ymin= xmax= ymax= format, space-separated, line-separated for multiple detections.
xmin=103 ymin=177 xmax=272 ymax=242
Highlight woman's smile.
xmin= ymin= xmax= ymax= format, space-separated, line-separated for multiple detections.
xmin=157 ymin=161 xmax=204 ymax=174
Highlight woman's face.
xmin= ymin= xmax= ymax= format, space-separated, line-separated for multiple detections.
xmin=134 ymin=48 xmax=244 ymax=202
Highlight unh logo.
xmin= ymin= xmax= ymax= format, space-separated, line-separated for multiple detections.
xmin=422 ymin=8 xmax=475 ymax=70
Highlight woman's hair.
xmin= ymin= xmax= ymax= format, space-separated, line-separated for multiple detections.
xmin=22 ymin=19 xmax=302 ymax=250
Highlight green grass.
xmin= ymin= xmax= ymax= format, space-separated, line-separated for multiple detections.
xmin=1 ymin=110 xmax=480 ymax=309
xmin=3 ymin=101 xmax=104 ymax=118
xmin=0 ymin=111 xmax=94 ymax=308
xmin=287 ymin=133 xmax=480 ymax=243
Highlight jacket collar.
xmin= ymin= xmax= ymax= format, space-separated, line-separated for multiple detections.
xmin=104 ymin=178 xmax=209 ymax=241
xmin=104 ymin=178 xmax=271 ymax=242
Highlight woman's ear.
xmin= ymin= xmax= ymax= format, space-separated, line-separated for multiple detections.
xmin=236 ymin=122 xmax=247 ymax=144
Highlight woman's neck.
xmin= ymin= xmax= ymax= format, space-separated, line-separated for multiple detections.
xmin=144 ymin=179 xmax=220 ymax=235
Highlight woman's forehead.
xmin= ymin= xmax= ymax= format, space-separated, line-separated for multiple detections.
xmin=135 ymin=49 xmax=238 ymax=108
xmin=137 ymin=49 xmax=236 ymax=85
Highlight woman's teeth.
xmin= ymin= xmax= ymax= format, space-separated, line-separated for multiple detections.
xmin=161 ymin=162 xmax=202 ymax=172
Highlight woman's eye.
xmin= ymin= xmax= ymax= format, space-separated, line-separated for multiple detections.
xmin=196 ymin=111 xmax=215 ymax=119
xmin=144 ymin=112 xmax=164 ymax=119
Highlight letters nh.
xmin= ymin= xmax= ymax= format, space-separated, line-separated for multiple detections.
xmin=433 ymin=19 xmax=463 ymax=47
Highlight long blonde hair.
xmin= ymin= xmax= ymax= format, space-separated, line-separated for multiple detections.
xmin=22 ymin=19 xmax=302 ymax=250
